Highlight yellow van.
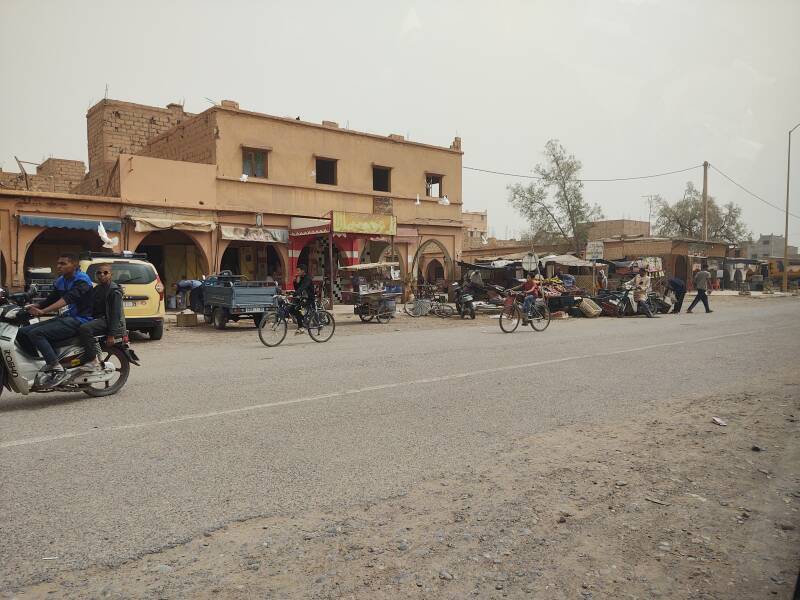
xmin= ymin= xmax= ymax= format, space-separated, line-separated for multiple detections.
xmin=79 ymin=252 xmax=165 ymax=340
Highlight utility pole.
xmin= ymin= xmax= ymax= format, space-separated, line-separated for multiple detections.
xmin=702 ymin=161 xmax=709 ymax=241
xmin=783 ymin=123 xmax=800 ymax=292
xmin=641 ymin=195 xmax=658 ymax=235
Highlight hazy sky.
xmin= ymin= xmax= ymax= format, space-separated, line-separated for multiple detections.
xmin=2 ymin=0 xmax=798 ymax=243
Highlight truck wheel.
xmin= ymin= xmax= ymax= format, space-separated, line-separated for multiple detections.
xmin=149 ymin=322 xmax=164 ymax=340
xmin=213 ymin=308 xmax=228 ymax=330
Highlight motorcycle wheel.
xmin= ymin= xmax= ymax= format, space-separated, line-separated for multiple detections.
xmin=375 ymin=309 xmax=392 ymax=324
xmin=358 ymin=312 xmax=374 ymax=322
xmin=499 ymin=305 xmax=521 ymax=333
xmin=469 ymin=308 xmax=476 ymax=320
xmin=307 ymin=311 xmax=336 ymax=343
xmin=616 ymin=303 xmax=626 ymax=318
xmin=82 ymin=347 xmax=130 ymax=397
xmin=258 ymin=310 xmax=288 ymax=347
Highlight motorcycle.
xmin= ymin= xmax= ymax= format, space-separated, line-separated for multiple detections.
xmin=0 ymin=286 xmax=140 ymax=399
xmin=451 ymin=282 xmax=476 ymax=319
xmin=598 ymin=283 xmax=655 ymax=318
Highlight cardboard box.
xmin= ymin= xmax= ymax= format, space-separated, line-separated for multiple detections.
xmin=176 ymin=312 xmax=198 ymax=327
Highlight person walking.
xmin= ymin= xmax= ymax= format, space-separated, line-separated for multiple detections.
xmin=666 ymin=276 xmax=686 ymax=313
xmin=79 ymin=263 xmax=126 ymax=372
xmin=687 ymin=264 xmax=713 ymax=314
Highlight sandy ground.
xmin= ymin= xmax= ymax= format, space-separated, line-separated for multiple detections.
xmin=12 ymin=372 xmax=799 ymax=599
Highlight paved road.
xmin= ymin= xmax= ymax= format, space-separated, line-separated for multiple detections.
xmin=1 ymin=298 xmax=798 ymax=589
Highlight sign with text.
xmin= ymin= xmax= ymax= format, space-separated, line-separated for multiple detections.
xmin=586 ymin=241 xmax=604 ymax=260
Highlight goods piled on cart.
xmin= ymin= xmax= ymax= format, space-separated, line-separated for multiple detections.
xmin=340 ymin=262 xmax=402 ymax=323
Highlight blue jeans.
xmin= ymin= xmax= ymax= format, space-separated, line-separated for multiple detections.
xmin=18 ymin=316 xmax=82 ymax=366
xmin=523 ymin=295 xmax=536 ymax=316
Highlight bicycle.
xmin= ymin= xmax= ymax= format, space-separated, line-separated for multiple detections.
xmin=258 ymin=294 xmax=336 ymax=346
xmin=403 ymin=284 xmax=453 ymax=318
xmin=499 ymin=291 xmax=551 ymax=333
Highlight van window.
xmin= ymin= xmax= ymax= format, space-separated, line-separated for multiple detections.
xmin=86 ymin=262 xmax=156 ymax=284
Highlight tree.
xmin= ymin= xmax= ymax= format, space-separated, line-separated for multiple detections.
xmin=508 ymin=140 xmax=603 ymax=253
xmin=654 ymin=182 xmax=749 ymax=243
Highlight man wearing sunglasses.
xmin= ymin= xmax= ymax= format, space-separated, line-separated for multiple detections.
xmin=19 ymin=253 xmax=94 ymax=383
xmin=79 ymin=263 xmax=125 ymax=372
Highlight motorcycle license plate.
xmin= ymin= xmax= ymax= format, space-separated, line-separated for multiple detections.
xmin=124 ymin=301 xmax=136 ymax=308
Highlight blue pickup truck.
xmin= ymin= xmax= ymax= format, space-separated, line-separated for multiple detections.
xmin=201 ymin=272 xmax=278 ymax=329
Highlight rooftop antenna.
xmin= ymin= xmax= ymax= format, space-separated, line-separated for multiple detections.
xmin=104 ymin=83 xmax=109 ymax=99
xmin=204 ymin=97 xmax=218 ymax=106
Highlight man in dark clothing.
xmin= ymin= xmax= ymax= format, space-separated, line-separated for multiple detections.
xmin=666 ymin=276 xmax=687 ymax=313
xmin=79 ymin=263 xmax=126 ymax=372
xmin=291 ymin=265 xmax=314 ymax=334
xmin=19 ymin=253 xmax=94 ymax=382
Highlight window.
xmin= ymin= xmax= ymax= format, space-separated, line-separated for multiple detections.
xmin=316 ymin=157 xmax=337 ymax=185
xmin=86 ymin=262 xmax=156 ymax=284
xmin=242 ymin=148 xmax=267 ymax=178
xmin=373 ymin=166 xmax=391 ymax=192
xmin=425 ymin=173 xmax=443 ymax=198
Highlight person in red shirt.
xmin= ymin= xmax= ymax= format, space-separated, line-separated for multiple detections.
xmin=509 ymin=273 xmax=540 ymax=320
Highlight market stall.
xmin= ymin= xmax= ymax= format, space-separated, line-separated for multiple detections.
xmin=339 ymin=262 xmax=402 ymax=323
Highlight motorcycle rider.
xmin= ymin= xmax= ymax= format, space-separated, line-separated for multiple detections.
xmin=79 ymin=263 xmax=126 ymax=372
xmin=629 ymin=267 xmax=654 ymax=317
xmin=291 ymin=264 xmax=314 ymax=335
xmin=19 ymin=253 xmax=94 ymax=384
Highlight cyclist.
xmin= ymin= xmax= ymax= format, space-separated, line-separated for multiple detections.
xmin=291 ymin=264 xmax=314 ymax=335
xmin=508 ymin=273 xmax=541 ymax=324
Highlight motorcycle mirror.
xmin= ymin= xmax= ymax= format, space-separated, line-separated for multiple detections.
xmin=28 ymin=283 xmax=38 ymax=296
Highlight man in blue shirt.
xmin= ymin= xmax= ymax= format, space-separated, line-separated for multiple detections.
xmin=19 ymin=253 xmax=94 ymax=383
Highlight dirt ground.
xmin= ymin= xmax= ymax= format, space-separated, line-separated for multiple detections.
xmin=12 ymin=371 xmax=799 ymax=599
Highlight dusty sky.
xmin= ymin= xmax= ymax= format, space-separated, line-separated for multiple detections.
xmin=1 ymin=0 xmax=798 ymax=244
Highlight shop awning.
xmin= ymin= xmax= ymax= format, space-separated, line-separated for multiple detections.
xmin=124 ymin=208 xmax=215 ymax=232
xmin=541 ymin=254 xmax=596 ymax=267
xmin=220 ymin=225 xmax=288 ymax=244
xmin=290 ymin=217 xmax=330 ymax=236
xmin=19 ymin=215 xmax=121 ymax=232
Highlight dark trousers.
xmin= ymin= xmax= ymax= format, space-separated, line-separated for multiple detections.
xmin=79 ymin=317 xmax=108 ymax=361
xmin=17 ymin=317 xmax=81 ymax=365
xmin=688 ymin=289 xmax=710 ymax=312
xmin=672 ymin=290 xmax=686 ymax=313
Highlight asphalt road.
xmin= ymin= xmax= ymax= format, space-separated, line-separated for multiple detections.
xmin=1 ymin=298 xmax=799 ymax=589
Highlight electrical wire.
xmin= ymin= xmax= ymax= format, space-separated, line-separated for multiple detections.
xmin=709 ymin=164 xmax=799 ymax=220
xmin=462 ymin=164 xmax=703 ymax=182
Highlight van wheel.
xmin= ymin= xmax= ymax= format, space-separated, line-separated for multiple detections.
xmin=149 ymin=323 xmax=164 ymax=340
xmin=213 ymin=308 xmax=228 ymax=330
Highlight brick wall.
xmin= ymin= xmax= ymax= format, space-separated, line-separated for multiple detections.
xmin=75 ymin=99 xmax=193 ymax=195
xmin=0 ymin=158 xmax=86 ymax=193
xmin=138 ymin=111 xmax=216 ymax=165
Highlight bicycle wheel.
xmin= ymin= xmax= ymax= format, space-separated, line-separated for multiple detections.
xmin=529 ymin=303 xmax=551 ymax=332
xmin=307 ymin=310 xmax=336 ymax=343
xmin=499 ymin=304 xmax=521 ymax=333
xmin=403 ymin=299 xmax=420 ymax=317
xmin=434 ymin=303 xmax=455 ymax=318
xmin=258 ymin=310 xmax=288 ymax=347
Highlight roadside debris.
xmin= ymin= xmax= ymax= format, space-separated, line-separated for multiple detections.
xmin=711 ymin=417 xmax=728 ymax=426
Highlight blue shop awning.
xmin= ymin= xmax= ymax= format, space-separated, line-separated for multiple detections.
xmin=19 ymin=215 xmax=121 ymax=232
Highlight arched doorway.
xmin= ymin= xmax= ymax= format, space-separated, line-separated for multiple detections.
xmin=426 ymin=259 xmax=445 ymax=284
xmin=221 ymin=243 xmax=284 ymax=282
xmin=136 ymin=230 xmax=209 ymax=305
xmin=24 ymin=228 xmax=104 ymax=287
xmin=361 ymin=240 xmax=390 ymax=264
xmin=411 ymin=238 xmax=453 ymax=284
xmin=0 ymin=251 xmax=7 ymax=287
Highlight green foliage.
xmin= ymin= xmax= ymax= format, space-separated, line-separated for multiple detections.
xmin=508 ymin=140 xmax=603 ymax=253
xmin=654 ymin=182 xmax=749 ymax=243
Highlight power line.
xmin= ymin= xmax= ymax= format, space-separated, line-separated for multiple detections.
xmin=462 ymin=164 xmax=703 ymax=182
xmin=709 ymin=164 xmax=800 ymax=220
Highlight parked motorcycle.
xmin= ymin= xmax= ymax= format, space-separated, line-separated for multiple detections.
xmin=598 ymin=284 xmax=655 ymax=318
xmin=0 ymin=286 xmax=140 ymax=399
xmin=452 ymin=282 xmax=476 ymax=319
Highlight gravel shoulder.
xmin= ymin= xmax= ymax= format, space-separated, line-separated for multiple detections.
xmin=14 ymin=373 xmax=799 ymax=599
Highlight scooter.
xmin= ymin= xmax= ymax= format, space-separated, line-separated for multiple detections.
xmin=451 ymin=282 xmax=476 ymax=319
xmin=0 ymin=286 xmax=140 ymax=399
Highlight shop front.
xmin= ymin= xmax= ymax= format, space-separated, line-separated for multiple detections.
xmin=288 ymin=212 xmax=397 ymax=303
xmin=218 ymin=225 xmax=288 ymax=285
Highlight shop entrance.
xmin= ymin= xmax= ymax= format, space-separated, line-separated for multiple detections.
xmin=220 ymin=243 xmax=284 ymax=282
xmin=24 ymin=228 xmax=104 ymax=284
xmin=135 ymin=230 xmax=209 ymax=306
xmin=425 ymin=259 xmax=445 ymax=284
xmin=1 ymin=251 xmax=7 ymax=287
xmin=675 ymin=255 xmax=688 ymax=282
